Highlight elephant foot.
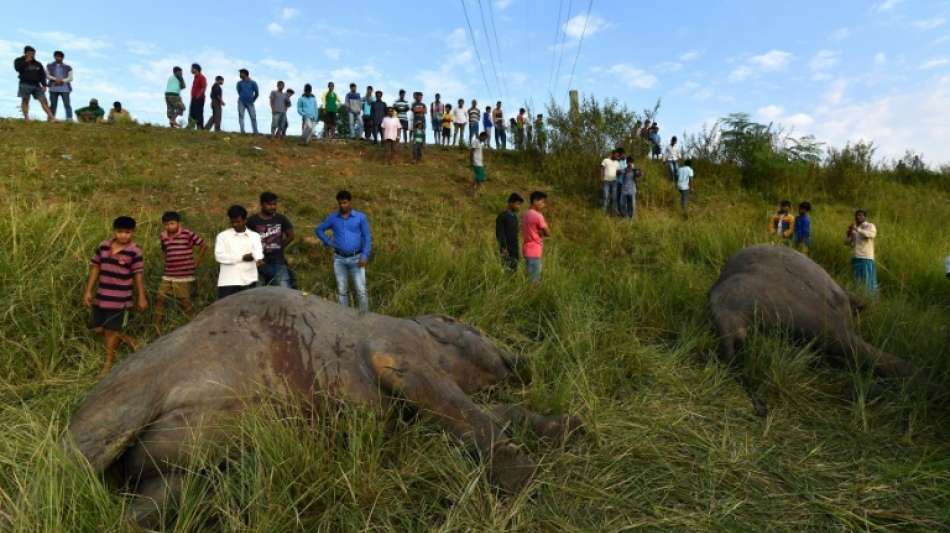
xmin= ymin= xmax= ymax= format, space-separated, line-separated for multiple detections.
xmin=488 ymin=443 xmax=536 ymax=493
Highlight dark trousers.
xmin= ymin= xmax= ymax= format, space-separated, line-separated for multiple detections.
xmin=217 ymin=282 xmax=256 ymax=299
xmin=501 ymin=253 xmax=519 ymax=271
xmin=413 ymin=143 xmax=423 ymax=161
xmin=363 ymin=117 xmax=374 ymax=140
xmin=205 ymin=101 xmax=222 ymax=131
xmin=189 ymin=96 xmax=205 ymax=130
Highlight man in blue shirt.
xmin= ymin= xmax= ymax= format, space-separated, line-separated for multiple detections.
xmin=315 ymin=190 xmax=372 ymax=313
xmin=236 ymin=68 xmax=259 ymax=134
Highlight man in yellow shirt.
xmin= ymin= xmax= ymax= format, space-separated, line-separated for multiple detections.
xmin=845 ymin=209 xmax=878 ymax=295
xmin=107 ymin=101 xmax=132 ymax=123
xmin=768 ymin=200 xmax=795 ymax=244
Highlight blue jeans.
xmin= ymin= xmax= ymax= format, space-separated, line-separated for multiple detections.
xmin=334 ymin=254 xmax=368 ymax=312
xmin=50 ymin=92 xmax=72 ymax=120
xmin=238 ymin=100 xmax=258 ymax=134
xmin=622 ymin=193 xmax=636 ymax=219
xmin=852 ymin=258 xmax=878 ymax=296
xmin=525 ymin=257 xmax=542 ymax=283
xmin=468 ymin=122 xmax=479 ymax=143
xmin=494 ymin=125 xmax=506 ymax=149
xmin=259 ymin=263 xmax=293 ymax=288
xmin=602 ymin=181 xmax=618 ymax=214
xmin=667 ymin=160 xmax=678 ymax=182
xmin=348 ymin=110 xmax=363 ymax=138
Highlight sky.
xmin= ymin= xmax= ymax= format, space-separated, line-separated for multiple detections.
xmin=2 ymin=0 xmax=949 ymax=164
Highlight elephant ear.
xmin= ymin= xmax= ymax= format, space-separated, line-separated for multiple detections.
xmin=412 ymin=314 xmax=487 ymax=347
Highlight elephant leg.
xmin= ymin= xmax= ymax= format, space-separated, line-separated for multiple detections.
xmin=488 ymin=404 xmax=583 ymax=442
xmin=714 ymin=310 xmax=767 ymax=417
xmin=367 ymin=349 xmax=536 ymax=492
xmin=128 ymin=470 xmax=184 ymax=530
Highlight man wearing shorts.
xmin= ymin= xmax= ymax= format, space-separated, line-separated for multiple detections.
xmin=154 ymin=211 xmax=207 ymax=334
xmin=14 ymin=45 xmax=54 ymax=121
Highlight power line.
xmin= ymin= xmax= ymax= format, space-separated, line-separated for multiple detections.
xmin=566 ymin=0 xmax=594 ymax=94
xmin=485 ymin=0 xmax=509 ymax=97
xmin=546 ymin=0 xmax=565 ymax=94
xmin=552 ymin=0 xmax=573 ymax=96
xmin=460 ymin=0 xmax=496 ymax=99
xmin=477 ymin=0 xmax=504 ymax=98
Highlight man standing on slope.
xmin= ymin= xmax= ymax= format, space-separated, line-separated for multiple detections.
xmin=370 ymin=90 xmax=387 ymax=144
xmin=430 ymin=93 xmax=444 ymax=145
xmin=496 ymin=193 xmax=523 ymax=271
xmin=345 ymin=83 xmax=363 ymax=139
xmin=522 ymin=191 xmax=550 ymax=283
xmin=236 ymin=69 xmax=259 ymax=134
xmin=393 ymin=89 xmax=411 ymax=143
xmin=269 ymin=80 xmax=287 ymax=139
xmin=315 ymin=190 xmax=373 ymax=313
xmin=248 ymin=191 xmax=296 ymax=288
xmin=188 ymin=63 xmax=207 ymax=130
xmin=46 ymin=50 xmax=73 ymax=121
xmin=14 ymin=45 xmax=54 ymax=122
xmin=845 ymin=209 xmax=878 ymax=296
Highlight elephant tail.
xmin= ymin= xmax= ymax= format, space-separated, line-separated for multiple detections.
xmin=63 ymin=363 xmax=164 ymax=473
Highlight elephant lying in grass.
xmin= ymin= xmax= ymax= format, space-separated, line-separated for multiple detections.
xmin=65 ymin=287 xmax=581 ymax=527
xmin=709 ymin=245 xmax=931 ymax=417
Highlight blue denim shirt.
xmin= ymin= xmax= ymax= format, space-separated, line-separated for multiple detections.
xmin=315 ymin=209 xmax=372 ymax=259
xmin=236 ymin=79 xmax=259 ymax=104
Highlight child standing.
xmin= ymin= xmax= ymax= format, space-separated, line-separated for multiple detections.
xmin=154 ymin=211 xmax=207 ymax=334
xmin=793 ymin=202 xmax=812 ymax=253
xmin=412 ymin=122 xmax=426 ymax=162
xmin=495 ymin=193 xmax=523 ymax=271
xmin=769 ymin=200 xmax=796 ymax=244
xmin=82 ymin=216 xmax=147 ymax=377
xmin=676 ymin=159 xmax=694 ymax=215
xmin=471 ymin=131 xmax=488 ymax=197
xmin=522 ymin=191 xmax=550 ymax=283
xmin=441 ymin=105 xmax=453 ymax=147
xmin=621 ymin=159 xmax=639 ymax=220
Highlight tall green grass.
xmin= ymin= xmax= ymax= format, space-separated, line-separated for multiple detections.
xmin=0 ymin=120 xmax=948 ymax=531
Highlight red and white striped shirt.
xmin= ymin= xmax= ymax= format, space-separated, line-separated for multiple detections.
xmin=91 ymin=240 xmax=144 ymax=310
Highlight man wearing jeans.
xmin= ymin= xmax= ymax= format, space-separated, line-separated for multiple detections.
xmin=46 ymin=50 xmax=73 ymax=121
xmin=345 ymin=83 xmax=363 ymax=139
xmin=315 ymin=190 xmax=372 ymax=313
xmin=247 ymin=191 xmax=296 ymax=288
xmin=236 ymin=68 xmax=259 ymax=134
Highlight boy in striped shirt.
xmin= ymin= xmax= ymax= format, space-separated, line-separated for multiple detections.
xmin=82 ymin=216 xmax=147 ymax=377
xmin=154 ymin=211 xmax=207 ymax=333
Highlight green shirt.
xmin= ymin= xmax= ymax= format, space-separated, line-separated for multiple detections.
xmin=75 ymin=106 xmax=105 ymax=123
xmin=325 ymin=91 xmax=338 ymax=113
xmin=413 ymin=129 xmax=425 ymax=144
xmin=165 ymin=75 xmax=182 ymax=95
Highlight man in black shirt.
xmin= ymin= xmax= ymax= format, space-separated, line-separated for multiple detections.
xmin=13 ymin=45 xmax=54 ymax=121
xmin=247 ymin=191 xmax=297 ymax=288
xmin=495 ymin=193 xmax=524 ymax=271
xmin=205 ymin=75 xmax=225 ymax=131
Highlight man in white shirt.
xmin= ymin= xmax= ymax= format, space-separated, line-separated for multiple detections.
xmin=677 ymin=159 xmax=694 ymax=216
xmin=664 ymin=135 xmax=680 ymax=183
xmin=452 ymin=98 xmax=467 ymax=147
xmin=600 ymin=149 xmax=620 ymax=214
xmin=215 ymin=205 xmax=264 ymax=299
xmin=845 ymin=209 xmax=878 ymax=296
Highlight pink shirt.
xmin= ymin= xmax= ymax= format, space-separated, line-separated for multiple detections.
xmin=381 ymin=116 xmax=400 ymax=141
xmin=522 ymin=208 xmax=548 ymax=259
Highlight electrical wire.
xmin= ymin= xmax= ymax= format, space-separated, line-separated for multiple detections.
xmin=566 ymin=0 xmax=594 ymax=92
xmin=460 ymin=0 xmax=496 ymax=98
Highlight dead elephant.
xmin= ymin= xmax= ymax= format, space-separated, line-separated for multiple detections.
xmin=709 ymin=245 xmax=927 ymax=417
xmin=65 ymin=287 xmax=581 ymax=526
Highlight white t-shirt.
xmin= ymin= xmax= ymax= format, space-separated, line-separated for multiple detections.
xmin=472 ymin=139 xmax=484 ymax=166
xmin=664 ymin=144 xmax=680 ymax=162
xmin=381 ymin=116 xmax=400 ymax=141
xmin=601 ymin=158 xmax=619 ymax=181
xmin=453 ymin=108 xmax=467 ymax=124
xmin=676 ymin=166 xmax=694 ymax=190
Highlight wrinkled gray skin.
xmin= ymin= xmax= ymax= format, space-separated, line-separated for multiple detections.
xmin=710 ymin=245 xmax=923 ymax=417
xmin=66 ymin=287 xmax=580 ymax=527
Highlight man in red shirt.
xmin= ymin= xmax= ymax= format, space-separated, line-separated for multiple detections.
xmin=189 ymin=63 xmax=207 ymax=130
xmin=522 ymin=191 xmax=550 ymax=283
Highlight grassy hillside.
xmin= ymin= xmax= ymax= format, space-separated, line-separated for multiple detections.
xmin=1 ymin=118 xmax=949 ymax=531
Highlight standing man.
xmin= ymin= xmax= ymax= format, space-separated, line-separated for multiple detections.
xmin=370 ymin=90 xmax=387 ymax=144
xmin=247 ymin=192 xmax=296 ymax=288
xmin=410 ymin=91 xmax=427 ymax=135
xmin=664 ymin=136 xmax=680 ymax=182
xmin=534 ymin=114 xmax=546 ymax=153
xmin=515 ymin=108 xmax=527 ymax=150
xmin=471 ymin=131 xmax=488 ymax=197
xmin=14 ymin=45 xmax=54 ymax=122
xmin=165 ymin=66 xmax=186 ymax=128
xmin=467 ymin=99 xmax=481 ymax=145
xmin=297 ymin=84 xmax=318 ymax=144
xmin=845 ymin=210 xmax=878 ymax=296
xmin=236 ymin=68 xmax=259 ymax=134
xmin=492 ymin=101 xmax=506 ymax=149
xmin=205 ymin=75 xmax=225 ymax=131
xmin=393 ymin=89 xmax=411 ymax=143
xmin=452 ymin=98 xmax=467 ymax=146
xmin=381 ymin=107 xmax=401 ymax=165
xmin=482 ymin=105 xmax=494 ymax=148
xmin=322 ymin=81 xmax=339 ymax=139
xmin=315 ymin=191 xmax=372 ymax=313
xmin=676 ymin=159 xmax=694 ymax=216
xmin=188 ymin=63 xmax=207 ymax=130
xmin=522 ymin=191 xmax=550 ymax=283
xmin=345 ymin=83 xmax=363 ymax=139
xmin=495 ymin=193 xmax=523 ymax=271
xmin=269 ymin=80 xmax=287 ymax=139
xmin=46 ymin=50 xmax=73 ymax=121
xmin=430 ymin=93 xmax=444 ymax=145
xmin=361 ymin=85 xmax=374 ymax=141
xmin=600 ymin=149 xmax=620 ymax=215
xmin=215 ymin=205 xmax=264 ymax=299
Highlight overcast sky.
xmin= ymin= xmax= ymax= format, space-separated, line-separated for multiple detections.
xmin=2 ymin=0 xmax=949 ymax=163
